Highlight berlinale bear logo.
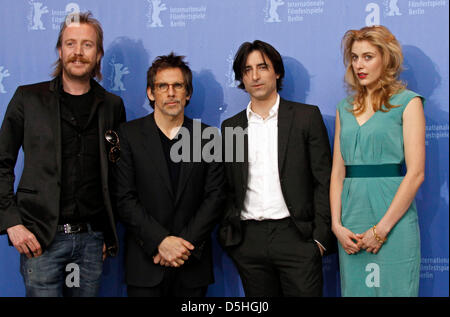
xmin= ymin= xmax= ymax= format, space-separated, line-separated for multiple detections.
xmin=147 ymin=0 xmax=167 ymax=28
xmin=109 ymin=57 xmax=130 ymax=92
xmin=265 ymin=0 xmax=285 ymax=23
xmin=28 ymin=0 xmax=49 ymax=30
xmin=0 ymin=66 xmax=10 ymax=94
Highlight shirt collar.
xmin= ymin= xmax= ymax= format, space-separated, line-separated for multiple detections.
xmin=246 ymin=94 xmax=280 ymax=121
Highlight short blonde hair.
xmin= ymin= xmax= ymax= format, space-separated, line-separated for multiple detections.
xmin=342 ymin=25 xmax=405 ymax=114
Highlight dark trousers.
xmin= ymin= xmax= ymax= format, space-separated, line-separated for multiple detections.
xmin=228 ymin=217 xmax=323 ymax=297
xmin=127 ymin=268 xmax=208 ymax=297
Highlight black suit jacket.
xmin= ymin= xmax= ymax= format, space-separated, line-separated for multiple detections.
xmin=113 ymin=114 xmax=226 ymax=288
xmin=0 ymin=77 xmax=126 ymax=256
xmin=218 ymin=98 xmax=335 ymax=254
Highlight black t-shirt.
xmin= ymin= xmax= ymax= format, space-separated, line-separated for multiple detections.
xmin=59 ymin=88 xmax=105 ymax=227
xmin=157 ymin=126 xmax=182 ymax=195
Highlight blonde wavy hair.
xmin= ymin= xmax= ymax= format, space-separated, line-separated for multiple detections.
xmin=342 ymin=25 xmax=406 ymax=115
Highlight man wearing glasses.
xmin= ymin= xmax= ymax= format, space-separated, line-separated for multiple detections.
xmin=0 ymin=12 xmax=125 ymax=296
xmin=113 ymin=53 xmax=226 ymax=297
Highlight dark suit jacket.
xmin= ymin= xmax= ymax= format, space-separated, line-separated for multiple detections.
xmin=0 ymin=77 xmax=126 ymax=256
xmin=113 ymin=114 xmax=226 ymax=288
xmin=218 ymin=98 xmax=335 ymax=255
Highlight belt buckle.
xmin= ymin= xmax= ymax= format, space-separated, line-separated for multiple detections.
xmin=63 ymin=224 xmax=81 ymax=234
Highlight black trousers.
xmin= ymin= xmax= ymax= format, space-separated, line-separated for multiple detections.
xmin=228 ymin=217 xmax=323 ymax=297
xmin=127 ymin=268 xmax=208 ymax=297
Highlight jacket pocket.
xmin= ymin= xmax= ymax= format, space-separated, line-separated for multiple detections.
xmin=16 ymin=188 xmax=38 ymax=194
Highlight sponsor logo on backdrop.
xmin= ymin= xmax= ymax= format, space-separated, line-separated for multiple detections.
xmin=407 ymin=0 xmax=447 ymax=16
xmin=264 ymin=0 xmax=325 ymax=24
xmin=146 ymin=0 xmax=207 ymax=28
xmin=109 ymin=57 xmax=130 ymax=92
xmin=385 ymin=0 xmax=402 ymax=16
xmin=27 ymin=1 xmax=81 ymax=31
xmin=27 ymin=0 xmax=49 ymax=30
xmin=426 ymin=124 xmax=449 ymax=145
xmin=264 ymin=0 xmax=285 ymax=22
xmin=286 ymin=0 xmax=325 ymax=22
xmin=147 ymin=0 xmax=167 ymax=27
xmin=420 ymin=257 xmax=449 ymax=279
xmin=226 ymin=51 xmax=238 ymax=88
xmin=0 ymin=66 xmax=10 ymax=94
xmin=370 ymin=0 xmax=448 ymax=22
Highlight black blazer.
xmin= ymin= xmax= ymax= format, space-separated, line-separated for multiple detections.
xmin=113 ymin=114 xmax=226 ymax=288
xmin=0 ymin=77 xmax=126 ymax=256
xmin=218 ymin=98 xmax=335 ymax=254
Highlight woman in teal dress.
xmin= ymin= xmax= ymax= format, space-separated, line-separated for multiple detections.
xmin=330 ymin=25 xmax=425 ymax=297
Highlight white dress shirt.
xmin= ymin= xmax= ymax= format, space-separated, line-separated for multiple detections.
xmin=240 ymin=95 xmax=326 ymax=251
xmin=241 ymin=94 xmax=290 ymax=221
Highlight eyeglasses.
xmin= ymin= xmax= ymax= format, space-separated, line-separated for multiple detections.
xmin=154 ymin=82 xmax=186 ymax=92
xmin=105 ymin=130 xmax=120 ymax=163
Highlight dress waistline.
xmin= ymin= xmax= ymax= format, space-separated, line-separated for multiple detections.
xmin=345 ymin=164 xmax=404 ymax=178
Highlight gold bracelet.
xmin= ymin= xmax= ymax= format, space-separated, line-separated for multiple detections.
xmin=372 ymin=225 xmax=387 ymax=244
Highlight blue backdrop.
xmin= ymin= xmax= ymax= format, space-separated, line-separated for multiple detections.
xmin=0 ymin=0 xmax=448 ymax=297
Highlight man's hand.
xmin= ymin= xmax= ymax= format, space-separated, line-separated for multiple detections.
xmin=156 ymin=236 xmax=194 ymax=267
xmin=7 ymin=224 xmax=42 ymax=258
xmin=153 ymin=253 xmax=178 ymax=267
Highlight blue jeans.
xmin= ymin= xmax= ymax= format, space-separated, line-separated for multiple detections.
xmin=20 ymin=225 xmax=104 ymax=297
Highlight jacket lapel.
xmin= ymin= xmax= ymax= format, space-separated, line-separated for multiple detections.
xmin=240 ymin=112 xmax=249 ymax=188
xmin=88 ymin=80 xmax=104 ymax=130
xmin=48 ymin=78 xmax=62 ymax=181
xmin=142 ymin=113 xmax=175 ymax=198
xmin=233 ymin=111 xmax=249 ymax=190
xmin=277 ymin=98 xmax=294 ymax=176
xmin=96 ymin=90 xmax=108 ymax=193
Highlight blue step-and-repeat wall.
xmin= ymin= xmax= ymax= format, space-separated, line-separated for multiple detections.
xmin=0 ymin=0 xmax=448 ymax=297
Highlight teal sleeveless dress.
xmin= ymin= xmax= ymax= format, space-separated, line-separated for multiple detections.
xmin=337 ymin=89 xmax=424 ymax=297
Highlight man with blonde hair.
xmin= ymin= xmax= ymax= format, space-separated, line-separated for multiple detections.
xmin=0 ymin=12 xmax=125 ymax=296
